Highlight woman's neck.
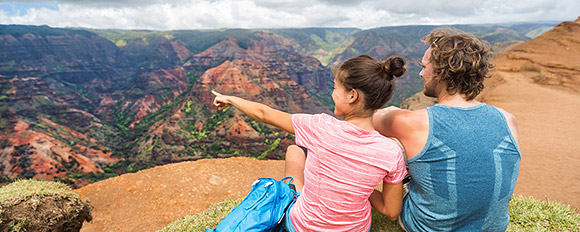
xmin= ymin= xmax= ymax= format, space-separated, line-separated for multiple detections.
xmin=344 ymin=114 xmax=375 ymax=131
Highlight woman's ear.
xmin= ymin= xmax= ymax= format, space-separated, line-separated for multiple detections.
xmin=348 ymin=89 xmax=359 ymax=104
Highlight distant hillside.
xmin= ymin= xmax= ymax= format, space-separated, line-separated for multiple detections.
xmin=478 ymin=17 xmax=580 ymax=210
xmin=0 ymin=22 xmax=556 ymax=187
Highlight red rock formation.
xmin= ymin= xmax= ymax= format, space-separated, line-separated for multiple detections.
xmin=195 ymin=59 xmax=270 ymax=106
xmin=123 ymin=66 xmax=191 ymax=128
xmin=184 ymin=37 xmax=267 ymax=76
xmin=214 ymin=114 xmax=261 ymax=143
xmin=169 ymin=40 xmax=193 ymax=62
xmin=194 ymin=57 xmax=328 ymax=114
xmin=130 ymin=95 xmax=157 ymax=127
xmin=0 ymin=120 xmax=120 ymax=186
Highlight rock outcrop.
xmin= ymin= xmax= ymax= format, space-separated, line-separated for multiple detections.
xmin=491 ymin=19 xmax=580 ymax=93
xmin=0 ymin=179 xmax=93 ymax=231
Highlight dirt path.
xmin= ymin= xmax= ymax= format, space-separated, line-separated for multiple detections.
xmin=480 ymin=72 xmax=580 ymax=210
xmin=74 ymin=157 xmax=285 ymax=232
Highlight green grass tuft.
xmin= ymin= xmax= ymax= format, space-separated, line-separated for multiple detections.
xmin=0 ymin=179 xmax=77 ymax=207
xmin=508 ymin=195 xmax=579 ymax=231
xmin=159 ymin=195 xmax=579 ymax=231
xmin=370 ymin=208 xmax=405 ymax=232
xmin=0 ymin=179 xmax=92 ymax=231
xmin=158 ymin=199 xmax=243 ymax=232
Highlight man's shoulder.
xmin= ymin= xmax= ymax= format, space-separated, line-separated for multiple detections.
xmin=493 ymin=106 xmax=516 ymax=121
xmin=394 ymin=108 xmax=428 ymax=122
xmin=392 ymin=108 xmax=429 ymax=130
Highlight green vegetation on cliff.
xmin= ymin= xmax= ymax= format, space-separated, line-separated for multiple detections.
xmin=0 ymin=25 xmax=97 ymax=38
xmin=269 ymin=28 xmax=360 ymax=66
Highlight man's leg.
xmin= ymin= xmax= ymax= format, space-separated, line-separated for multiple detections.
xmin=284 ymin=145 xmax=306 ymax=192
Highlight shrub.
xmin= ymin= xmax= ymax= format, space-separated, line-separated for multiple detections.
xmin=0 ymin=179 xmax=93 ymax=232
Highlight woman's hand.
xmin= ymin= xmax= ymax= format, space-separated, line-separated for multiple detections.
xmin=212 ymin=90 xmax=231 ymax=110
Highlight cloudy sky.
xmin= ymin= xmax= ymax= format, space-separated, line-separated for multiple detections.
xmin=0 ymin=0 xmax=578 ymax=30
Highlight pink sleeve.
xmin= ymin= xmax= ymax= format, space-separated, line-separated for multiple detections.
xmin=383 ymin=151 xmax=407 ymax=184
xmin=291 ymin=114 xmax=318 ymax=149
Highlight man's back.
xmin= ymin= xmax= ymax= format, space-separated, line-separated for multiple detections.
xmin=400 ymin=103 xmax=521 ymax=231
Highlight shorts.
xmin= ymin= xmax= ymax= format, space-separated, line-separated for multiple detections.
xmin=298 ymin=145 xmax=308 ymax=158
xmin=282 ymin=191 xmax=300 ymax=232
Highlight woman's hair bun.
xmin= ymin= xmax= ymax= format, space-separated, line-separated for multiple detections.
xmin=382 ymin=56 xmax=406 ymax=79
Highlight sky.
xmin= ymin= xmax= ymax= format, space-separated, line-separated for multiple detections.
xmin=0 ymin=0 xmax=578 ymax=30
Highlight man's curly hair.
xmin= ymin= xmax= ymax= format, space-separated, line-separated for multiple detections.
xmin=424 ymin=28 xmax=493 ymax=100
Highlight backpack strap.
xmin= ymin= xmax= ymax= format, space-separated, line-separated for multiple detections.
xmin=280 ymin=176 xmax=296 ymax=192
xmin=280 ymin=176 xmax=293 ymax=184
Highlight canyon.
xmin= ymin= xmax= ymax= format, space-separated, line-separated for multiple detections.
xmin=0 ymin=22 xmax=555 ymax=187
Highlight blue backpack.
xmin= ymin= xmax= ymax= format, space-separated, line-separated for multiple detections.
xmin=206 ymin=176 xmax=297 ymax=232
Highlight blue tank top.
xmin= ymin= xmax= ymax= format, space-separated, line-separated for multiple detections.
xmin=401 ymin=103 xmax=521 ymax=231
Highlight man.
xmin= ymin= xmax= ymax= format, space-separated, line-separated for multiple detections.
xmin=373 ymin=28 xmax=521 ymax=231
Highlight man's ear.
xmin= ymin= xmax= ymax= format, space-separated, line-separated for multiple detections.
xmin=348 ymin=89 xmax=359 ymax=104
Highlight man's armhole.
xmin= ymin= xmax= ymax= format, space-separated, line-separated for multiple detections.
xmin=398 ymin=109 xmax=429 ymax=161
xmin=496 ymin=108 xmax=520 ymax=148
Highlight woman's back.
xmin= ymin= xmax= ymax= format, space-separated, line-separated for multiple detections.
xmin=289 ymin=113 xmax=406 ymax=231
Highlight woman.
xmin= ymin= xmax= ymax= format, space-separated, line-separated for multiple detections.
xmin=213 ymin=54 xmax=407 ymax=231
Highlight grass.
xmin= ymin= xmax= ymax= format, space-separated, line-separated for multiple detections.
xmin=158 ymin=199 xmax=243 ymax=232
xmin=508 ymin=195 xmax=580 ymax=231
xmin=158 ymin=195 xmax=579 ymax=232
xmin=0 ymin=179 xmax=78 ymax=208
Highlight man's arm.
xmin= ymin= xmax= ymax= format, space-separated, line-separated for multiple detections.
xmin=369 ymin=182 xmax=403 ymax=221
xmin=212 ymin=91 xmax=294 ymax=134
xmin=373 ymin=106 xmax=404 ymax=137
xmin=373 ymin=107 xmax=429 ymax=160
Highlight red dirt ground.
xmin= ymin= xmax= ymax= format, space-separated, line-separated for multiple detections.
xmin=74 ymin=157 xmax=286 ymax=232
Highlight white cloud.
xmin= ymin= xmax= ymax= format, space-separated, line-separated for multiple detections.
xmin=0 ymin=0 xmax=577 ymax=30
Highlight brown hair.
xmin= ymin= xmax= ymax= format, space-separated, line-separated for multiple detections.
xmin=336 ymin=55 xmax=406 ymax=110
xmin=424 ymin=28 xmax=493 ymax=100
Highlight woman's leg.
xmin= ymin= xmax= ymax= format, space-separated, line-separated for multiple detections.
xmin=284 ymin=145 xmax=306 ymax=191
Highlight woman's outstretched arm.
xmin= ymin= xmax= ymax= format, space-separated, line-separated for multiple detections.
xmin=212 ymin=90 xmax=294 ymax=134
